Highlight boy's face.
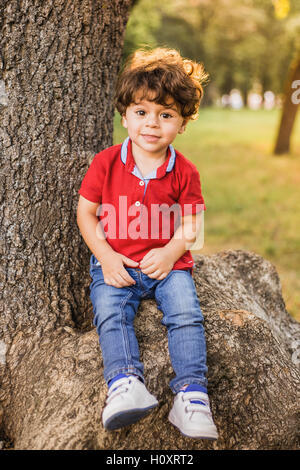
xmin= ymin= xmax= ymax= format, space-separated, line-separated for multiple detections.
xmin=122 ymin=90 xmax=187 ymax=159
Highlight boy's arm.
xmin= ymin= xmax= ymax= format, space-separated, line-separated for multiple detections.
xmin=139 ymin=212 xmax=202 ymax=279
xmin=77 ymin=195 xmax=138 ymax=287
xmin=77 ymin=196 xmax=114 ymax=260
xmin=164 ymin=212 xmax=202 ymax=260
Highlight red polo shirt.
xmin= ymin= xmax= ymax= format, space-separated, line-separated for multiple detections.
xmin=78 ymin=138 xmax=206 ymax=271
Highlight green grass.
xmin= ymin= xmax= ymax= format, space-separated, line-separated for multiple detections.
xmin=113 ymin=108 xmax=300 ymax=321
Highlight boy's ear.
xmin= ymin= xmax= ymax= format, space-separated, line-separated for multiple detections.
xmin=121 ymin=114 xmax=128 ymax=128
xmin=178 ymin=119 xmax=188 ymax=134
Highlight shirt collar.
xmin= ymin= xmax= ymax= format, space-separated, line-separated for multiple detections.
xmin=121 ymin=137 xmax=176 ymax=179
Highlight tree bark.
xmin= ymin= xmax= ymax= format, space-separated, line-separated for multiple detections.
xmin=274 ymin=54 xmax=300 ymax=155
xmin=0 ymin=0 xmax=131 ymax=443
xmin=0 ymin=0 xmax=131 ymax=337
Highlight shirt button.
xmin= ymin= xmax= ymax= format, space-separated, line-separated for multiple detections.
xmin=139 ymin=180 xmax=145 ymax=186
xmin=135 ymin=201 xmax=141 ymax=207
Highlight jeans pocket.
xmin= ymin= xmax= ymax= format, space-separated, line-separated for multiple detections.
xmin=90 ymin=254 xmax=101 ymax=267
xmin=90 ymin=254 xmax=103 ymax=280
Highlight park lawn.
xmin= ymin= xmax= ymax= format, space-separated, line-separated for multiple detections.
xmin=113 ymin=108 xmax=300 ymax=321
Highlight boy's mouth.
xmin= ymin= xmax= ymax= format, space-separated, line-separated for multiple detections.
xmin=141 ymin=134 xmax=160 ymax=142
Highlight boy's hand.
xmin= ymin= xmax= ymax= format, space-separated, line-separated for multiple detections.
xmin=139 ymin=247 xmax=175 ymax=280
xmin=100 ymin=250 xmax=139 ymax=288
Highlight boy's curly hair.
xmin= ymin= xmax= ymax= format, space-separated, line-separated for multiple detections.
xmin=114 ymin=47 xmax=209 ymax=121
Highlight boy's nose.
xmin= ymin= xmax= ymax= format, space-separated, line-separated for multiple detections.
xmin=146 ymin=114 xmax=159 ymax=127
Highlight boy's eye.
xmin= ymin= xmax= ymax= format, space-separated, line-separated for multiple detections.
xmin=136 ymin=110 xmax=145 ymax=116
xmin=161 ymin=113 xmax=173 ymax=119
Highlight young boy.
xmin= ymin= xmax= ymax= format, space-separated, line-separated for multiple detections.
xmin=77 ymin=48 xmax=218 ymax=439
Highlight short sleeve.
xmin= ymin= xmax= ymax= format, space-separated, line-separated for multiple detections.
xmin=177 ymin=166 xmax=206 ymax=216
xmin=78 ymin=152 xmax=106 ymax=203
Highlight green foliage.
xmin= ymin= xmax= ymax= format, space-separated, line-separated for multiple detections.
xmin=123 ymin=0 xmax=300 ymax=96
xmin=122 ymin=0 xmax=162 ymax=62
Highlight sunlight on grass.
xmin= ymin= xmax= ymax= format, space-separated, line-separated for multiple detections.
xmin=114 ymin=108 xmax=300 ymax=321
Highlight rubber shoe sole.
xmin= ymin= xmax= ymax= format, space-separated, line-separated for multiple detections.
xmin=168 ymin=411 xmax=218 ymax=440
xmin=105 ymin=403 xmax=158 ymax=430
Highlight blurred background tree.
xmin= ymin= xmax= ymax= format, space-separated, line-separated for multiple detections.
xmin=273 ymin=0 xmax=300 ymax=154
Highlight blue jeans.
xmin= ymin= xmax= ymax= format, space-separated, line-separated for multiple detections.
xmin=89 ymin=254 xmax=208 ymax=393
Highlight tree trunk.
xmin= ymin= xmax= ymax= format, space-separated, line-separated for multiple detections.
xmin=0 ymin=0 xmax=131 ymax=442
xmin=274 ymin=54 xmax=300 ymax=155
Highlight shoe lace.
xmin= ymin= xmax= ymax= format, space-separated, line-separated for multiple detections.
xmin=106 ymin=377 xmax=133 ymax=405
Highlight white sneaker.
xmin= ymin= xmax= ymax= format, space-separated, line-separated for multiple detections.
xmin=102 ymin=376 xmax=158 ymax=430
xmin=168 ymin=390 xmax=218 ymax=439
